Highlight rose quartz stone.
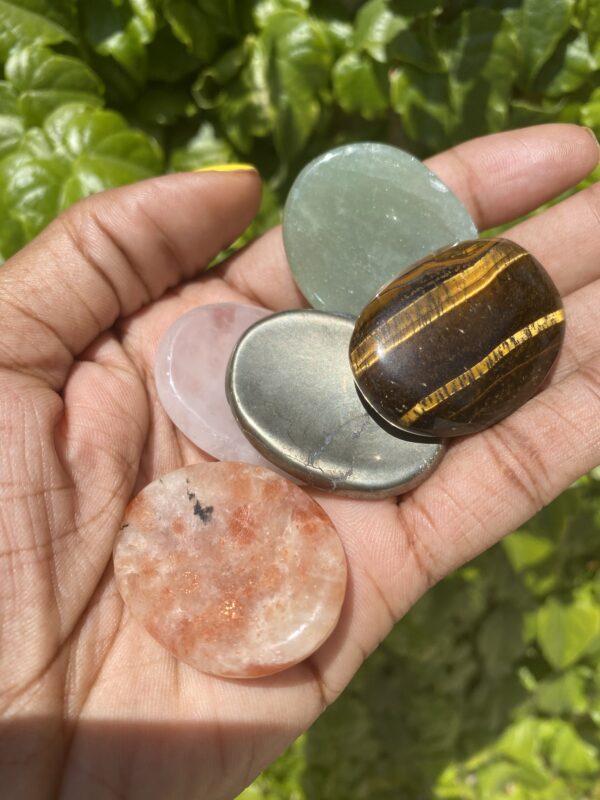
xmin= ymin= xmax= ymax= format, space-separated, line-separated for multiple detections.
xmin=113 ymin=462 xmax=347 ymax=678
xmin=155 ymin=303 xmax=273 ymax=464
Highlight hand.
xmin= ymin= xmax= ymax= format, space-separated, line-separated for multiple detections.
xmin=1 ymin=124 xmax=598 ymax=800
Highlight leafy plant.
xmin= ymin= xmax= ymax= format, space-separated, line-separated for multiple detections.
xmin=1 ymin=0 xmax=599 ymax=263
xmin=1 ymin=1 xmax=600 ymax=797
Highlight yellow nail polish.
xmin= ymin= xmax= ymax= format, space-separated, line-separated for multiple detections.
xmin=193 ymin=163 xmax=257 ymax=174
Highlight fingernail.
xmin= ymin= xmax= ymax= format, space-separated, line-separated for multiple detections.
xmin=193 ymin=163 xmax=257 ymax=174
xmin=584 ymin=127 xmax=600 ymax=151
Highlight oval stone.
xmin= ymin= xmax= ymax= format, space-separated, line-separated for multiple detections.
xmin=114 ymin=462 xmax=347 ymax=678
xmin=226 ymin=310 xmax=445 ymax=497
xmin=349 ymin=238 xmax=565 ymax=438
xmin=155 ymin=303 xmax=274 ymax=465
xmin=283 ymin=142 xmax=477 ymax=316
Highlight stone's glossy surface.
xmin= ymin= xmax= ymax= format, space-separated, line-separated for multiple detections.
xmin=226 ymin=310 xmax=445 ymax=497
xmin=114 ymin=462 xmax=347 ymax=679
xmin=283 ymin=142 xmax=478 ymax=316
xmin=155 ymin=303 xmax=274 ymax=465
xmin=350 ymin=238 xmax=565 ymax=438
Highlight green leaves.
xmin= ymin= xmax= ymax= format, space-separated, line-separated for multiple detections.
xmin=503 ymin=530 xmax=555 ymax=572
xmin=0 ymin=83 xmax=24 ymax=159
xmin=465 ymin=692 xmax=596 ymax=789
xmin=332 ymin=52 xmax=388 ymax=119
xmin=447 ymin=8 xmax=520 ymax=139
xmin=534 ymin=668 xmax=589 ymax=715
xmin=5 ymin=45 xmax=104 ymax=127
xmin=580 ymin=0 xmax=600 ymax=52
xmin=516 ymin=0 xmax=576 ymax=84
xmin=79 ymin=0 xmax=155 ymax=84
xmin=354 ymin=0 xmax=406 ymax=61
xmin=0 ymin=0 xmax=75 ymax=62
xmin=161 ymin=0 xmax=220 ymax=61
xmin=551 ymin=722 xmax=599 ymax=775
xmin=0 ymin=0 xmax=597 ymax=261
xmin=0 ymin=103 xmax=161 ymax=246
xmin=333 ymin=0 xmax=402 ymax=119
xmin=537 ymin=598 xmax=600 ymax=670
xmin=193 ymin=6 xmax=334 ymax=162
xmin=261 ymin=10 xmax=333 ymax=159
xmin=389 ymin=7 xmax=522 ymax=151
xmin=582 ymin=87 xmax=600 ymax=129
xmin=169 ymin=121 xmax=234 ymax=171
xmin=0 ymin=3 xmax=171 ymax=263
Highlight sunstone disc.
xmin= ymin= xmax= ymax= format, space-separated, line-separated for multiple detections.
xmin=283 ymin=142 xmax=477 ymax=316
xmin=114 ymin=462 xmax=347 ymax=678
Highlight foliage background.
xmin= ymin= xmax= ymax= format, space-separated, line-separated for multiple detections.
xmin=2 ymin=0 xmax=600 ymax=797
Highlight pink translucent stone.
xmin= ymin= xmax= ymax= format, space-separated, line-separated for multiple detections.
xmin=113 ymin=462 xmax=347 ymax=678
xmin=155 ymin=303 xmax=272 ymax=464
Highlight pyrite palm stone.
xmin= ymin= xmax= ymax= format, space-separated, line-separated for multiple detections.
xmin=350 ymin=238 xmax=565 ymax=437
xmin=226 ymin=310 xmax=445 ymax=497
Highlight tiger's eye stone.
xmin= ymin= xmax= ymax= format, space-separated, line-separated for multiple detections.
xmin=283 ymin=142 xmax=477 ymax=316
xmin=350 ymin=238 xmax=565 ymax=438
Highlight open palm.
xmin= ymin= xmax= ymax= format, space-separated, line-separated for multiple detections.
xmin=1 ymin=124 xmax=599 ymax=800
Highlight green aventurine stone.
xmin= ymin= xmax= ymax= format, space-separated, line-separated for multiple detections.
xmin=283 ymin=143 xmax=478 ymax=316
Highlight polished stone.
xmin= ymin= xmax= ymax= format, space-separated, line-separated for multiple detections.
xmin=283 ymin=142 xmax=478 ymax=316
xmin=226 ymin=310 xmax=445 ymax=497
xmin=155 ymin=303 xmax=274 ymax=465
xmin=350 ymin=238 xmax=565 ymax=438
xmin=113 ymin=462 xmax=347 ymax=678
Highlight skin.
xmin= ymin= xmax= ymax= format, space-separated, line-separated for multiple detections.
xmin=0 ymin=123 xmax=599 ymax=799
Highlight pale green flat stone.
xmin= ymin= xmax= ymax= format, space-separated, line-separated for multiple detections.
xmin=283 ymin=142 xmax=478 ymax=316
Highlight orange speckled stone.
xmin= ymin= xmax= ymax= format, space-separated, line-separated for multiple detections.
xmin=113 ymin=462 xmax=347 ymax=678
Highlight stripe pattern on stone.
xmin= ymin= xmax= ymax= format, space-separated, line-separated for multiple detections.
xmin=349 ymin=238 xmax=565 ymax=438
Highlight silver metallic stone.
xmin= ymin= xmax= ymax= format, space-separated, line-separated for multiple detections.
xmin=226 ymin=310 xmax=445 ymax=498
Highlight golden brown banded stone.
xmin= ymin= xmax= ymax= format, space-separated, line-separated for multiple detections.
xmin=349 ymin=238 xmax=565 ymax=438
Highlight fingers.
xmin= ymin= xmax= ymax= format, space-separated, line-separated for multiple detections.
xmin=0 ymin=170 xmax=261 ymax=389
xmin=551 ymin=279 xmax=600 ymax=382
xmin=219 ymin=226 xmax=307 ymax=311
xmin=220 ymin=125 xmax=598 ymax=310
xmin=314 ymin=350 xmax=600 ymax=689
xmin=393 ymin=361 xmax=600 ymax=600
xmin=507 ymin=179 xmax=600 ymax=296
xmin=307 ymin=276 xmax=600 ymax=698
xmin=379 ymin=258 xmax=600 ymax=611
xmin=428 ymin=124 xmax=599 ymax=230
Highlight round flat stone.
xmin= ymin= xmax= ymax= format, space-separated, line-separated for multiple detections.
xmin=114 ymin=462 xmax=347 ymax=678
xmin=350 ymin=238 xmax=565 ymax=438
xmin=226 ymin=310 xmax=445 ymax=497
xmin=283 ymin=142 xmax=478 ymax=316
xmin=155 ymin=303 xmax=274 ymax=465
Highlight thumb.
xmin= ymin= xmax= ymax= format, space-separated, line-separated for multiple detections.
xmin=0 ymin=167 xmax=261 ymax=389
